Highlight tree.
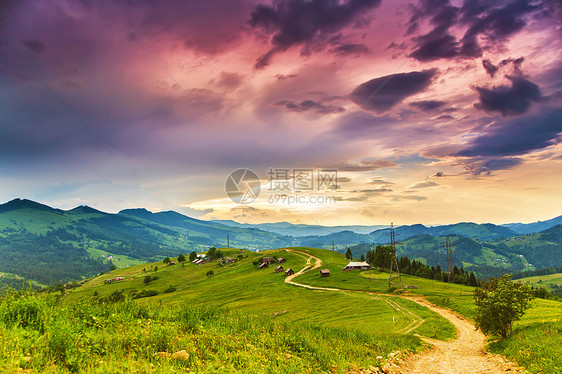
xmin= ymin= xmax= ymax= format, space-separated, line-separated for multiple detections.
xmin=207 ymin=247 xmax=223 ymax=260
xmin=177 ymin=253 xmax=186 ymax=263
xmin=109 ymin=264 xmax=117 ymax=271
xmin=474 ymin=274 xmax=534 ymax=338
xmin=189 ymin=251 xmax=197 ymax=262
xmin=163 ymin=257 xmax=170 ymax=265
xmin=206 ymin=270 xmax=214 ymax=278
xmin=360 ymin=254 xmax=365 ymax=261
xmin=372 ymin=245 xmax=393 ymax=269
xmin=345 ymin=247 xmax=352 ymax=260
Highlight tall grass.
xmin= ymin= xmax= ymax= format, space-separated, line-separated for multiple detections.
xmin=0 ymin=290 xmax=421 ymax=373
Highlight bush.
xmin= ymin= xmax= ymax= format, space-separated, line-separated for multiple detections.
xmin=474 ymin=274 xmax=534 ymax=338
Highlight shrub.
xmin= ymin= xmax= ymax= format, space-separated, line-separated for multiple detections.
xmin=474 ymin=274 xmax=534 ymax=338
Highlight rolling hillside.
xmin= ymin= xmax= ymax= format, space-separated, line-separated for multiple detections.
xmin=0 ymin=198 xmax=560 ymax=286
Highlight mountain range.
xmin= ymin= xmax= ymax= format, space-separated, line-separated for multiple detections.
xmin=0 ymin=198 xmax=560 ymax=286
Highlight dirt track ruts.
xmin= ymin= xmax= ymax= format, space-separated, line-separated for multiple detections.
xmin=283 ymin=249 xmax=527 ymax=374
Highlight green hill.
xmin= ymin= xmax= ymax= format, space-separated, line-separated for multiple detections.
xmin=1 ymin=245 xmax=558 ymax=373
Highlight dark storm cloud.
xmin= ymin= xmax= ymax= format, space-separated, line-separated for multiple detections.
xmin=407 ymin=0 xmax=543 ymax=62
xmin=482 ymin=57 xmax=524 ymax=77
xmin=461 ymin=157 xmax=524 ymax=176
xmin=409 ymin=100 xmax=446 ymax=111
xmin=474 ymin=76 xmax=541 ymax=116
xmin=274 ymin=99 xmax=345 ymax=114
xmin=457 ymin=109 xmax=562 ymax=157
xmin=250 ymin=0 xmax=382 ymax=68
xmin=350 ymin=69 xmax=437 ymax=113
xmin=330 ymin=43 xmax=371 ymax=56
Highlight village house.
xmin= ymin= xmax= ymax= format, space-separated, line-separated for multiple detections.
xmin=259 ymin=262 xmax=269 ymax=270
xmin=114 ymin=276 xmax=125 ymax=281
xmin=262 ymin=257 xmax=275 ymax=264
xmin=167 ymin=262 xmax=176 ymax=266
xmin=274 ymin=265 xmax=284 ymax=273
xmin=320 ymin=269 xmax=330 ymax=277
xmin=225 ymin=257 xmax=237 ymax=264
xmin=285 ymin=268 xmax=295 ymax=276
xmin=277 ymin=258 xmax=286 ymax=263
xmin=342 ymin=262 xmax=371 ymax=271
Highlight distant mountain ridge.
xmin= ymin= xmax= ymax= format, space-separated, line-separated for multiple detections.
xmin=0 ymin=198 xmax=560 ymax=285
xmin=502 ymin=215 xmax=562 ymax=234
xmin=212 ymin=219 xmax=387 ymax=236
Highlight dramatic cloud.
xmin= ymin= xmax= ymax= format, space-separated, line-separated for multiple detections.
xmin=457 ymin=109 xmax=562 ymax=157
xmin=330 ymin=43 xmax=371 ymax=56
xmin=274 ymin=99 xmax=345 ymax=114
xmin=350 ymin=69 xmax=437 ymax=113
xmin=474 ymin=76 xmax=542 ymax=116
xmin=482 ymin=57 xmax=524 ymax=77
xmin=408 ymin=0 xmax=542 ymax=61
xmin=409 ymin=100 xmax=446 ymax=111
xmin=250 ymin=0 xmax=382 ymax=68
xmin=461 ymin=157 xmax=524 ymax=176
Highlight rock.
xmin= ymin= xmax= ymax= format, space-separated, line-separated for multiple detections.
xmin=171 ymin=350 xmax=190 ymax=361
xmin=155 ymin=352 xmax=170 ymax=358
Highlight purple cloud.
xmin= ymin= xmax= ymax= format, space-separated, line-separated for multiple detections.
xmin=474 ymin=76 xmax=541 ymax=116
xmin=250 ymin=0 xmax=382 ymax=68
xmin=350 ymin=69 xmax=437 ymax=113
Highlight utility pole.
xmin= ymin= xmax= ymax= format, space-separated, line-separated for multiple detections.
xmin=388 ymin=223 xmax=402 ymax=289
xmin=445 ymin=236 xmax=456 ymax=282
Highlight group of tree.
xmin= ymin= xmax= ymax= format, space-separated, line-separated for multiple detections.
xmin=365 ymin=245 xmax=479 ymax=287
xmin=206 ymin=247 xmax=223 ymax=260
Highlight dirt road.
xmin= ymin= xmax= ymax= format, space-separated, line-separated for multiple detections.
xmin=283 ymin=249 xmax=527 ymax=374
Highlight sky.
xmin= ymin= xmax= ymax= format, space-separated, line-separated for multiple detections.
xmin=0 ymin=0 xmax=561 ymax=226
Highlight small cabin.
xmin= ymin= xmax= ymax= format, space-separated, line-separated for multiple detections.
xmin=262 ymin=257 xmax=275 ymax=264
xmin=167 ymin=262 xmax=176 ymax=266
xmin=277 ymin=258 xmax=286 ymax=263
xmin=285 ymin=268 xmax=295 ymax=276
xmin=320 ymin=269 xmax=330 ymax=277
xmin=114 ymin=276 xmax=125 ymax=281
xmin=274 ymin=265 xmax=284 ymax=273
xmin=342 ymin=262 xmax=371 ymax=271
xmin=259 ymin=262 xmax=269 ymax=270
xmin=104 ymin=279 xmax=113 ymax=284
xmin=225 ymin=257 xmax=237 ymax=264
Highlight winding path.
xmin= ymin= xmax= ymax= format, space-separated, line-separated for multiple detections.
xmin=283 ymin=249 xmax=527 ymax=374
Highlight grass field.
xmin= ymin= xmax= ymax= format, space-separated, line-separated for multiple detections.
xmin=3 ymin=245 xmax=561 ymax=373
xmin=516 ymin=272 xmax=562 ymax=293
xmin=70 ymin=248 xmax=455 ymax=340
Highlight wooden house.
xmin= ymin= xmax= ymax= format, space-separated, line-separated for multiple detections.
xmin=277 ymin=258 xmax=286 ymax=263
xmin=342 ymin=262 xmax=371 ymax=271
xmin=262 ymin=257 xmax=275 ymax=264
xmin=285 ymin=268 xmax=295 ymax=276
xmin=274 ymin=265 xmax=284 ymax=273
xmin=259 ymin=262 xmax=269 ymax=270
xmin=320 ymin=269 xmax=330 ymax=277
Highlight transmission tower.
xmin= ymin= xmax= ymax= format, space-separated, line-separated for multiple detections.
xmin=388 ymin=223 xmax=403 ymax=289
xmin=445 ymin=236 xmax=456 ymax=282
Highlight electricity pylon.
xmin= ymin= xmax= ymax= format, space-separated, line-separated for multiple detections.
xmin=388 ymin=222 xmax=403 ymax=289
xmin=445 ymin=236 xmax=456 ymax=282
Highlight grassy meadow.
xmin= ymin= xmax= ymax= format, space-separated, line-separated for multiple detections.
xmin=1 ymin=245 xmax=560 ymax=373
